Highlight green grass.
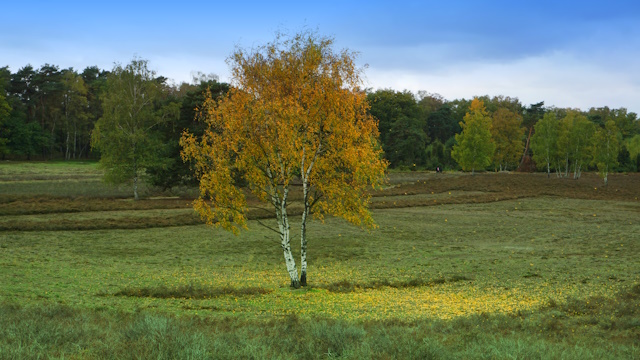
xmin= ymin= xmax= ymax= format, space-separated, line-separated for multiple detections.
xmin=1 ymin=294 xmax=639 ymax=359
xmin=0 ymin=161 xmax=102 ymax=180
xmin=0 ymin=160 xmax=164 ymax=198
xmin=0 ymin=161 xmax=639 ymax=358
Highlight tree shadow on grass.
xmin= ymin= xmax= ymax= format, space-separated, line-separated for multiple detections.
xmin=103 ymin=284 xmax=272 ymax=300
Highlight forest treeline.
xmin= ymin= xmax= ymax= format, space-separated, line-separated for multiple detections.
xmin=368 ymin=90 xmax=640 ymax=175
xmin=1 ymin=62 xmax=639 ymax=188
xmin=0 ymin=63 xmax=228 ymax=189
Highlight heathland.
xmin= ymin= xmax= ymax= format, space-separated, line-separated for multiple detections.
xmin=0 ymin=162 xmax=638 ymax=359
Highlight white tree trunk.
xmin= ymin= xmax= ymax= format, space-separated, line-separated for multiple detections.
xmin=133 ymin=175 xmax=139 ymax=201
xmin=65 ymin=132 xmax=70 ymax=160
xmin=73 ymin=127 xmax=77 ymax=160
xmin=299 ymin=143 xmax=321 ymax=287
xmin=604 ymin=137 xmax=610 ymax=186
xmin=133 ymin=155 xmax=139 ymax=201
xmin=300 ymin=188 xmax=309 ymax=286
xmin=280 ymin=223 xmax=299 ymax=288
xmin=277 ymin=186 xmax=300 ymax=288
xmin=265 ymin=166 xmax=300 ymax=288
xmin=546 ymin=150 xmax=551 ymax=178
xmin=576 ymin=164 xmax=582 ymax=179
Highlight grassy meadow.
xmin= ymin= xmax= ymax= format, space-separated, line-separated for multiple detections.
xmin=0 ymin=161 xmax=639 ymax=359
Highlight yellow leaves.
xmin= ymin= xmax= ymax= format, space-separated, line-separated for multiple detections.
xmin=468 ymin=98 xmax=489 ymax=115
xmin=181 ymin=31 xmax=386 ymax=238
xmin=490 ymin=107 xmax=524 ymax=168
xmin=452 ymin=98 xmax=495 ymax=172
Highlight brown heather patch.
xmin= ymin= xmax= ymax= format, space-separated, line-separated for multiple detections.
xmin=375 ymin=172 xmax=640 ymax=203
xmin=0 ymin=213 xmax=204 ymax=232
xmin=318 ymin=275 xmax=473 ymax=293
xmin=2 ymin=172 xmax=638 ymax=232
xmin=109 ymin=284 xmax=272 ymax=299
xmin=0 ymin=195 xmax=192 ymax=216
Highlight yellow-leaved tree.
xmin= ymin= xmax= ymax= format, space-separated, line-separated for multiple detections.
xmin=180 ymin=32 xmax=387 ymax=288
xmin=451 ymin=99 xmax=495 ymax=174
xmin=490 ymin=107 xmax=524 ymax=171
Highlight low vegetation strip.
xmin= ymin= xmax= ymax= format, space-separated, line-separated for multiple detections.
xmin=0 ymin=194 xmax=523 ymax=232
xmin=0 ymin=196 xmax=191 ymax=216
xmin=2 ymin=172 xmax=638 ymax=232
xmin=0 ymin=213 xmax=203 ymax=231
xmin=375 ymin=172 xmax=640 ymax=203
xmin=317 ymin=275 xmax=473 ymax=293
xmin=109 ymin=284 xmax=272 ymax=299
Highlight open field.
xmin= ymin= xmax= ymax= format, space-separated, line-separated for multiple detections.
xmin=0 ymin=162 xmax=639 ymax=358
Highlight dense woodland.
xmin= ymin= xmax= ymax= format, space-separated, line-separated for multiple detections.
xmin=1 ymin=62 xmax=639 ymax=188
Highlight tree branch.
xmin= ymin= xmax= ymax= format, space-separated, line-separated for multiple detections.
xmin=255 ymin=218 xmax=283 ymax=237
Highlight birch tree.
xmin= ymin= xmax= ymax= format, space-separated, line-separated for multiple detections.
xmin=556 ymin=114 xmax=573 ymax=177
xmin=568 ymin=113 xmax=596 ymax=179
xmin=556 ymin=111 xmax=595 ymax=179
xmin=591 ymin=120 xmax=620 ymax=186
xmin=91 ymin=58 xmax=179 ymax=200
xmin=451 ymin=98 xmax=495 ymax=174
xmin=530 ymin=112 xmax=559 ymax=177
xmin=180 ymin=32 xmax=387 ymax=288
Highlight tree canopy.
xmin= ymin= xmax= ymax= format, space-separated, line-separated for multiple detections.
xmin=591 ymin=120 xmax=620 ymax=185
xmin=0 ymin=93 xmax=11 ymax=155
xmin=451 ymin=99 xmax=495 ymax=174
xmin=91 ymin=58 xmax=180 ymax=200
xmin=559 ymin=112 xmax=596 ymax=179
xmin=490 ymin=107 xmax=524 ymax=171
xmin=530 ymin=112 xmax=559 ymax=176
xmin=368 ymin=89 xmax=427 ymax=168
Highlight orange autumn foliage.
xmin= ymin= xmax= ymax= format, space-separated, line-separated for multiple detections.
xmin=180 ymin=32 xmax=387 ymax=233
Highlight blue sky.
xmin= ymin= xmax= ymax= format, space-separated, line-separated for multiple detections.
xmin=2 ymin=0 xmax=639 ymax=112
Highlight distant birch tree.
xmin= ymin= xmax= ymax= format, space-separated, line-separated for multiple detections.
xmin=451 ymin=98 xmax=495 ymax=174
xmin=568 ymin=113 xmax=596 ymax=179
xmin=530 ymin=112 xmax=559 ymax=177
xmin=591 ymin=120 xmax=620 ymax=186
xmin=556 ymin=111 xmax=595 ymax=179
xmin=556 ymin=114 xmax=573 ymax=177
xmin=91 ymin=58 xmax=179 ymax=200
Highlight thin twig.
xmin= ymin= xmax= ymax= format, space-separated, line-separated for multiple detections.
xmin=255 ymin=218 xmax=282 ymax=237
